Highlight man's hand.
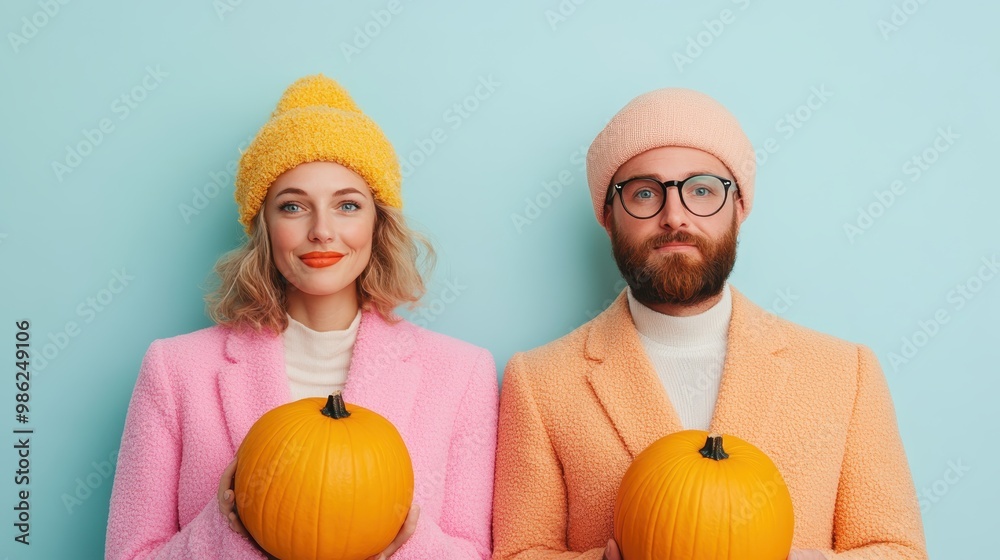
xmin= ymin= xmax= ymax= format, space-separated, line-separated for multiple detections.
xmin=602 ymin=540 xmax=826 ymax=560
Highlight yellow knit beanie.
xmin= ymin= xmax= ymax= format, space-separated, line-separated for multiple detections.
xmin=235 ymin=74 xmax=402 ymax=232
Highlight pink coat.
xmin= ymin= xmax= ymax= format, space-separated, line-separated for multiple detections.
xmin=106 ymin=310 xmax=498 ymax=560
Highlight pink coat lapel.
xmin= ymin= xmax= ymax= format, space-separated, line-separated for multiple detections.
xmin=218 ymin=310 xmax=422 ymax=452
xmin=218 ymin=326 xmax=289 ymax=453
xmin=342 ymin=311 xmax=422 ymax=432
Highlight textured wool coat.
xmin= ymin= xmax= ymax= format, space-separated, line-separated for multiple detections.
xmin=106 ymin=310 xmax=498 ymax=560
xmin=493 ymin=287 xmax=927 ymax=560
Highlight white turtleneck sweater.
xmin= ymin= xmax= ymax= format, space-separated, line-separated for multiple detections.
xmin=282 ymin=310 xmax=361 ymax=402
xmin=626 ymin=284 xmax=732 ymax=431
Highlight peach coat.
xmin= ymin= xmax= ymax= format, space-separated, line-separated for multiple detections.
xmin=493 ymin=287 xmax=927 ymax=560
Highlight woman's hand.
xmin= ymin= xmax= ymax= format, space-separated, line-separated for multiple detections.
xmin=602 ymin=538 xmax=622 ymax=560
xmin=788 ymin=550 xmax=828 ymax=560
xmin=366 ymin=504 xmax=421 ymax=560
xmin=217 ymin=458 xmax=278 ymax=559
xmin=219 ymin=460 xmax=420 ymax=560
xmin=217 ymin=458 xmax=251 ymax=539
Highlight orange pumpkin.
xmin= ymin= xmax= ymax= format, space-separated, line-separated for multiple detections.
xmin=235 ymin=392 xmax=414 ymax=560
xmin=614 ymin=430 xmax=794 ymax=560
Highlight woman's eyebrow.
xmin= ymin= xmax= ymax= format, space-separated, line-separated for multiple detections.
xmin=333 ymin=187 xmax=364 ymax=196
xmin=273 ymin=187 xmax=307 ymax=197
xmin=273 ymin=186 xmax=364 ymax=197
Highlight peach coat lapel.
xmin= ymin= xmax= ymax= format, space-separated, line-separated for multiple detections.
xmin=710 ymin=287 xmax=791 ymax=440
xmin=584 ymin=287 xmax=791 ymax=459
xmin=217 ymin=310 xmax=421 ymax=452
xmin=584 ymin=292 xmax=683 ymax=458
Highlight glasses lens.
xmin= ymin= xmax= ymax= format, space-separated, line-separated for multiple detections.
xmin=681 ymin=175 xmax=727 ymax=216
xmin=620 ymin=179 xmax=664 ymax=218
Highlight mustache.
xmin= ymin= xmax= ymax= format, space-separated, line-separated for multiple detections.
xmin=644 ymin=230 xmax=705 ymax=251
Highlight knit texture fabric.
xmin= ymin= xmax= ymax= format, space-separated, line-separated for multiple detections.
xmin=107 ymin=311 xmax=498 ymax=559
xmin=493 ymin=286 xmax=927 ymax=560
xmin=585 ymin=88 xmax=756 ymax=226
xmin=235 ymin=74 xmax=402 ymax=232
xmin=282 ymin=310 xmax=360 ymax=401
xmin=626 ymin=284 xmax=731 ymax=431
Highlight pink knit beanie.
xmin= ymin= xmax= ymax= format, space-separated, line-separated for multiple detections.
xmin=586 ymin=88 xmax=755 ymax=226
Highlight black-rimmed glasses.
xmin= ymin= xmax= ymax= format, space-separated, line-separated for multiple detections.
xmin=605 ymin=174 xmax=738 ymax=218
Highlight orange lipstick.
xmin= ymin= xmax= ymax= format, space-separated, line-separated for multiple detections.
xmin=300 ymin=251 xmax=344 ymax=268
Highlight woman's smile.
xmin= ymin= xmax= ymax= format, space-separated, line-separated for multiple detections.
xmin=299 ymin=251 xmax=345 ymax=268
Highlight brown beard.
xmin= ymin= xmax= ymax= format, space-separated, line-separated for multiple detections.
xmin=609 ymin=212 xmax=739 ymax=307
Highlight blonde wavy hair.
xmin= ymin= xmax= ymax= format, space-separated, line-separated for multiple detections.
xmin=205 ymin=202 xmax=434 ymax=334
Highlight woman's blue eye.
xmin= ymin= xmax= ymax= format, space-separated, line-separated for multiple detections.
xmin=340 ymin=201 xmax=360 ymax=212
xmin=636 ymin=189 xmax=655 ymax=199
xmin=279 ymin=202 xmax=302 ymax=213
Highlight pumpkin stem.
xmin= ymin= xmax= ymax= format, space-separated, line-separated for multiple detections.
xmin=321 ymin=391 xmax=351 ymax=419
xmin=699 ymin=433 xmax=729 ymax=461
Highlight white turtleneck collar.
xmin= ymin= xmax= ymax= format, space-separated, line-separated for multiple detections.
xmin=626 ymin=283 xmax=733 ymax=347
xmin=282 ymin=310 xmax=361 ymax=401
xmin=626 ymin=284 xmax=733 ymax=431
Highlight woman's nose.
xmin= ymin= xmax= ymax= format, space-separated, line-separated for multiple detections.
xmin=309 ymin=212 xmax=335 ymax=243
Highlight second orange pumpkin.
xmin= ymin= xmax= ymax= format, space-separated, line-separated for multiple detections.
xmin=614 ymin=430 xmax=794 ymax=560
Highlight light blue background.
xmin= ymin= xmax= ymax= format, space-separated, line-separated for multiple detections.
xmin=2 ymin=0 xmax=997 ymax=557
